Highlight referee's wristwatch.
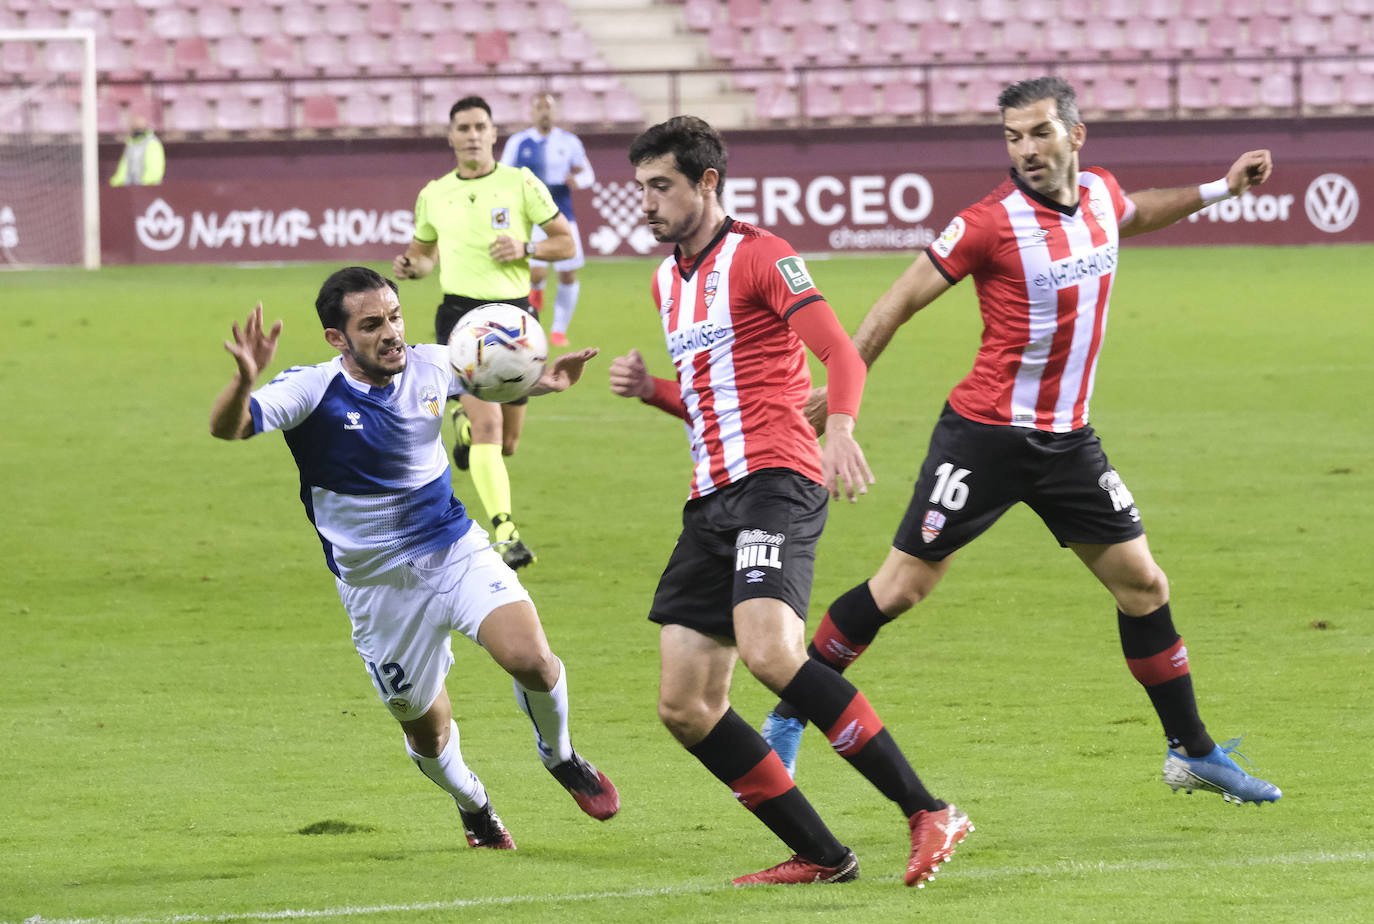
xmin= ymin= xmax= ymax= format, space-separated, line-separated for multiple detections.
xmin=524 ymin=241 xmax=536 ymax=257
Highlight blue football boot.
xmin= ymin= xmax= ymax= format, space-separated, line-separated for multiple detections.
xmin=1162 ymin=737 xmax=1282 ymax=804
xmin=761 ymin=710 xmax=805 ymax=779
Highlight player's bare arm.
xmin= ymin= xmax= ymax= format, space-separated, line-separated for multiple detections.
xmin=805 ymin=254 xmax=952 ymax=435
xmin=394 ymin=239 xmax=438 ymax=279
xmin=210 ymin=302 xmax=282 ymax=441
xmin=1121 ymin=149 xmax=1274 ymax=238
xmin=529 ymin=347 xmax=599 ymax=395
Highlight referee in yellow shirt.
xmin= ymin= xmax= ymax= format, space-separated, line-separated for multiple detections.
xmin=394 ymin=95 xmax=575 ymax=569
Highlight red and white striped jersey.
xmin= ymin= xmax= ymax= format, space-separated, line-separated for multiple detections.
xmin=651 ymin=219 xmax=826 ymax=498
xmin=927 ymin=167 xmax=1129 ymax=433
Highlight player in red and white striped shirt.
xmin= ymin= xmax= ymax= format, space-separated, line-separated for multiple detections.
xmin=610 ymin=116 xmax=970 ymax=888
xmin=763 ymin=77 xmax=1282 ymax=807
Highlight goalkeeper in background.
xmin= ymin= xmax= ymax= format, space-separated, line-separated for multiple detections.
xmin=109 ymin=113 xmax=164 ymax=187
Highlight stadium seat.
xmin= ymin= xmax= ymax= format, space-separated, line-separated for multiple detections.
xmin=1164 ymin=17 xmax=1209 ymax=54
xmin=1141 ymin=0 xmax=1183 ymax=17
xmin=875 ymin=23 xmax=916 ymax=60
xmin=557 ymin=28 xmax=601 ymax=67
xmin=127 ymin=36 xmax=173 ymax=79
xmin=427 ymin=31 xmax=471 ymax=71
xmin=238 ymin=3 xmax=279 ymax=39
xmin=1085 ymin=20 xmax=1124 ymax=55
xmin=840 ymin=76 xmax=880 ymax=119
xmin=893 ymin=0 xmax=932 ymax=25
xmin=172 ymin=36 xmax=219 ymax=78
xmin=961 ymin=18 xmax=999 ymax=59
xmin=367 ymin=1 xmax=405 ymax=34
xmin=512 ymin=27 xmax=560 ymax=68
xmin=281 ymin=5 xmax=318 ymax=38
xmin=215 ymin=93 xmax=258 ymax=131
xmin=1219 ymin=72 xmax=1260 ymax=108
xmin=932 ymin=0 xmax=962 ymax=24
xmin=1291 ymin=15 xmax=1331 ymax=49
xmin=95 ymin=39 xmax=129 ymax=77
xmin=300 ymin=34 xmax=341 ymax=75
xmin=24 ymin=6 xmax=64 ymax=29
xmin=448 ymin=2 xmax=495 ymax=34
xmin=168 ymin=91 xmax=213 ymax=133
xmin=683 ymin=0 xmax=715 ymax=31
xmin=728 ymin=0 xmax=764 ymax=26
xmin=1247 ymin=16 xmax=1287 ymax=51
xmin=1344 ymin=69 xmax=1374 ymax=105
xmin=258 ymin=35 xmax=302 ymax=77
xmin=474 ymin=30 xmax=509 ymax=66
xmin=195 ymin=3 xmax=236 ymax=40
xmin=42 ymin=37 xmax=84 ymax=75
xmin=755 ymin=75 xmax=798 ymax=121
xmin=752 ymin=24 xmax=789 ymax=63
xmin=812 ymin=0 xmax=849 ymax=26
xmin=1124 ymin=16 xmax=1168 ymax=55
xmin=803 ymin=82 xmax=842 ymax=122
xmin=603 ymin=86 xmax=644 ymax=125
xmin=560 ymin=86 xmax=602 ymax=125
xmin=109 ymin=6 xmax=146 ymax=41
xmin=149 ymin=6 xmax=193 ymax=39
xmin=322 ymin=2 xmax=368 ymax=37
xmin=881 ymin=76 xmax=925 ymax=118
xmin=1177 ymin=72 xmax=1217 ymax=109
xmin=1204 ymin=16 xmax=1246 ymax=52
xmin=36 ymin=99 xmax=82 ymax=134
xmin=301 ymin=93 xmax=340 ymax=129
xmin=853 ymin=0 xmax=889 ymax=26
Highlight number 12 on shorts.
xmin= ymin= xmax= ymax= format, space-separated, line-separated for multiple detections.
xmin=929 ymin=462 xmax=971 ymax=511
xmin=368 ymin=660 xmax=412 ymax=696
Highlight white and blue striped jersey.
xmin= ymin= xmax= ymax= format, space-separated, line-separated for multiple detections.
xmin=500 ymin=126 xmax=594 ymax=220
xmin=249 ymin=343 xmax=473 ymax=584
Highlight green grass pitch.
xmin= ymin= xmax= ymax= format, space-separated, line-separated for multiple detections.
xmin=3 ymin=246 xmax=1372 ymax=923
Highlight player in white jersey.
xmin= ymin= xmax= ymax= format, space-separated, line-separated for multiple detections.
xmin=500 ymin=92 xmax=595 ymax=346
xmin=762 ymin=77 xmax=1283 ymax=807
xmin=209 ymin=266 xmax=618 ymax=851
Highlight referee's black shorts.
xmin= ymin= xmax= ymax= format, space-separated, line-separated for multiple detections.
xmin=893 ymin=403 xmax=1146 ymax=561
xmin=649 ymin=468 xmax=827 ymax=639
xmin=435 ymin=294 xmax=536 ymax=406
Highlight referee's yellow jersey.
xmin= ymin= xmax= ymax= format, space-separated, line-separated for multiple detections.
xmin=412 ymin=163 xmax=560 ymax=299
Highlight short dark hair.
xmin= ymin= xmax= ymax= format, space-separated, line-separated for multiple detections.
xmin=628 ymin=115 xmax=727 ymax=198
xmin=449 ymin=96 xmax=492 ymax=121
xmin=315 ymin=266 xmax=398 ymax=330
xmin=997 ymin=77 xmax=1081 ymax=131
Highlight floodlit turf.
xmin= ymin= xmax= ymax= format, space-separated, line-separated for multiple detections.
xmin=3 ymin=246 xmax=1371 ymax=923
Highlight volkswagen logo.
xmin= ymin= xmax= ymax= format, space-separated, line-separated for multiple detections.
xmin=1304 ymin=173 xmax=1359 ymax=234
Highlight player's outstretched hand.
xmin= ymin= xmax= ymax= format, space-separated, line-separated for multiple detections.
xmin=224 ymin=302 xmax=282 ymax=385
xmin=804 ymin=386 xmax=830 ymax=436
xmin=608 ymin=349 xmax=654 ymax=400
xmin=532 ymin=347 xmax=599 ymax=394
xmin=1227 ymin=149 xmax=1273 ymax=196
xmin=821 ymin=414 xmax=875 ymax=503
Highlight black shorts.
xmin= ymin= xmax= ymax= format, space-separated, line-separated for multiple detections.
xmin=435 ymin=294 xmax=536 ymax=406
xmin=893 ymin=404 xmax=1146 ymax=561
xmin=649 ymin=469 xmax=827 ymax=639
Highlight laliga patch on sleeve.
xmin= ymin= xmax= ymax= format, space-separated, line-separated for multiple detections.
xmin=775 ymin=255 xmax=814 ymax=294
xmin=931 ymin=216 xmax=966 ymax=259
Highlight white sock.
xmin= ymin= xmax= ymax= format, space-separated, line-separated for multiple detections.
xmin=405 ymin=719 xmax=487 ymax=812
xmin=513 ymin=657 xmax=574 ymax=768
xmin=552 ymin=281 xmax=579 ymax=336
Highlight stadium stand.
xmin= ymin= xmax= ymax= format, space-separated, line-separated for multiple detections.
xmin=0 ymin=0 xmax=1370 ymax=137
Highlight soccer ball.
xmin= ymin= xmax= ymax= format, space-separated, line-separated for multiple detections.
xmin=447 ymin=302 xmax=548 ymax=403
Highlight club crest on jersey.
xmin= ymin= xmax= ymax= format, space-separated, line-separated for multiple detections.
xmin=1087 ymin=194 xmax=1107 ymax=223
xmin=491 ymin=207 xmax=510 ymax=230
xmin=419 ymin=387 xmax=442 ymax=418
xmin=735 ymin=529 xmax=784 ymax=571
xmin=921 ymin=509 xmax=946 ymax=543
xmin=775 ymin=255 xmax=813 ymax=294
xmin=703 ymin=270 xmax=720 ymax=307
xmin=660 ymin=296 xmax=674 ymax=316
xmin=931 ymin=216 xmax=966 ymax=259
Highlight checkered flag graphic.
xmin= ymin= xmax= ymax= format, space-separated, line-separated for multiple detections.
xmin=587 ymin=181 xmax=657 ymax=255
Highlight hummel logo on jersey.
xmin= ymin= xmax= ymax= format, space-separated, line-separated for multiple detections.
xmin=830 ymin=719 xmax=864 ymax=756
xmin=344 ymin=411 xmax=363 ymax=431
xmin=745 ymin=569 xmax=766 ymax=584
xmin=489 ymin=580 xmax=507 ymax=592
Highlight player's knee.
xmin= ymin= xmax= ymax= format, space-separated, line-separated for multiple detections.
xmin=1115 ymin=564 xmax=1169 ymax=613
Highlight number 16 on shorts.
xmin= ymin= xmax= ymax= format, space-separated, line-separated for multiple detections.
xmin=922 ymin=462 xmax=969 ymax=544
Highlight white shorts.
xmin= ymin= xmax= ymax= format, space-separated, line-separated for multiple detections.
xmin=530 ymin=219 xmax=585 ymax=273
xmin=335 ymin=525 xmax=533 ymax=721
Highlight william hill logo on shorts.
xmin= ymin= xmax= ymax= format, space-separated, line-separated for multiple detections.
xmin=736 ymin=529 xmax=785 ymax=571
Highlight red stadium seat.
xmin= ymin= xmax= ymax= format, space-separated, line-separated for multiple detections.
xmin=428 ymin=31 xmax=472 ymax=71
xmin=727 ymin=0 xmax=764 ymax=27
xmin=301 ymin=93 xmax=340 ymax=129
xmin=474 ymin=30 xmax=509 ymax=66
xmin=840 ymin=76 xmax=880 ymax=119
xmin=803 ymin=82 xmax=842 ymax=122
xmin=215 ymin=94 xmax=258 ymax=132
xmin=769 ymin=0 xmax=805 ymax=24
xmin=1218 ymin=72 xmax=1260 ymax=107
xmin=853 ymin=0 xmax=889 ymax=26
xmin=173 ymin=36 xmax=218 ymax=78
xmin=258 ymin=35 xmax=303 ymax=77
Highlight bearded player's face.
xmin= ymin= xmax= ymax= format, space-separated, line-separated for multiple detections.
xmin=634 ymin=153 xmax=717 ymax=246
xmin=1002 ymin=96 xmax=1085 ymax=206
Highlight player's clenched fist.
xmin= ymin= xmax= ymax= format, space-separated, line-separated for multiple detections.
xmin=608 ymin=349 xmax=654 ymax=400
